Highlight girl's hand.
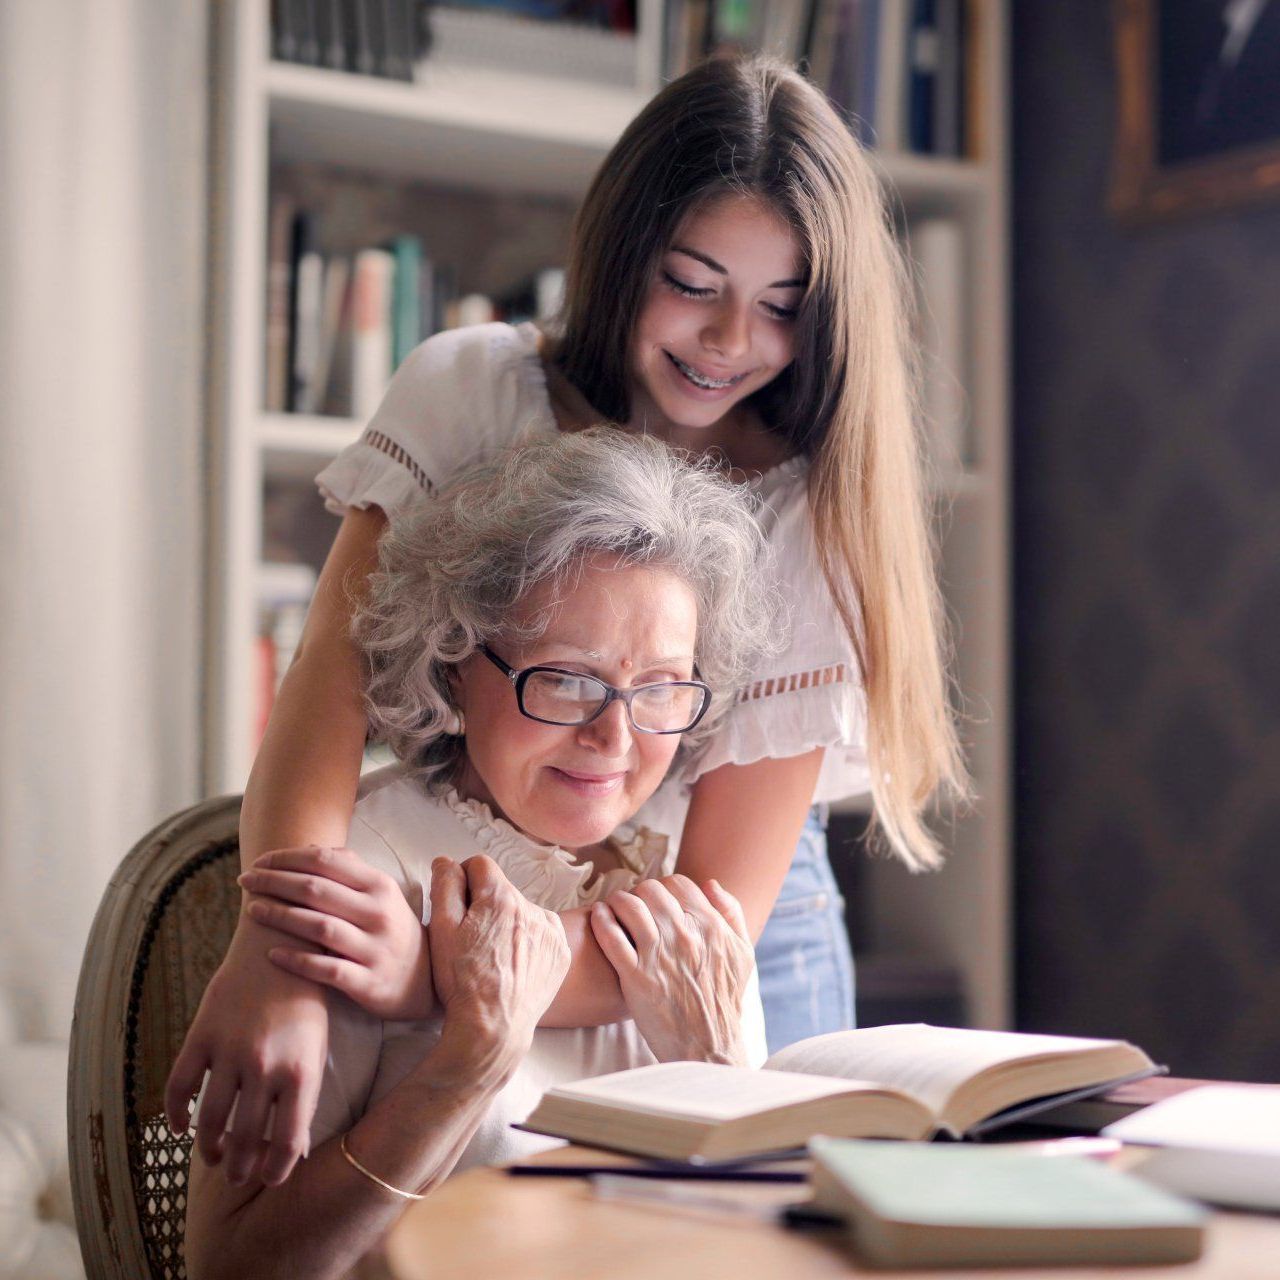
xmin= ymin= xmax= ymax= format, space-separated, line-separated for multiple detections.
xmin=428 ymin=856 xmax=571 ymax=1059
xmin=589 ymin=875 xmax=754 ymax=1066
xmin=239 ymin=846 xmax=434 ymax=1022
xmin=164 ymin=925 xmax=328 ymax=1188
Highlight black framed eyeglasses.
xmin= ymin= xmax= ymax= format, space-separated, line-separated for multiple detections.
xmin=480 ymin=645 xmax=712 ymax=735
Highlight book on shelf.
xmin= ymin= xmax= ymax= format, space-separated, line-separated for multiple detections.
xmin=519 ymin=1023 xmax=1162 ymax=1162
xmin=799 ymin=0 xmax=969 ymax=156
xmin=350 ymin=247 xmax=396 ymax=422
xmin=272 ymin=0 xmax=426 ymax=80
xmin=808 ymin=1137 xmax=1205 ymax=1269
xmin=264 ymin=196 xmax=297 ymax=414
xmin=391 ymin=234 xmax=424 ymax=369
xmin=427 ymin=1 xmax=642 ymax=86
xmin=1103 ymin=1083 xmax=1280 ymax=1212
xmin=287 ymin=210 xmax=324 ymax=414
xmin=303 ymin=256 xmax=351 ymax=416
xmin=264 ymin=203 xmax=567 ymax=417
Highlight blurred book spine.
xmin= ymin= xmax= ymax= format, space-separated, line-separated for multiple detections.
xmin=798 ymin=0 xmax=969 ymax=156
xmin=272 ymin=0 xmax=427 ymax=80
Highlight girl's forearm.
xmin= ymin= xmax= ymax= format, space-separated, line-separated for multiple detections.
xmin=539 ymin=905 xmax=627 ymax=1026
xmin=238 ymin=504 xmax=386 ymax=870
xmin=239 ymin=639 xmax=368 ymax=868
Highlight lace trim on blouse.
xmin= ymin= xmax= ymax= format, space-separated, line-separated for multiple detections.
xmin=362 ymin=428 xmax=435 ymax=496
xmin=439 ymin=786 xmax=670 ymax=909
xmin=736 ymin=662 xmax=850 ymax=704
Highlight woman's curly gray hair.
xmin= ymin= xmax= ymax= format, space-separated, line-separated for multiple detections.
xmin=356 ymin=426 xmax=779 ymax=782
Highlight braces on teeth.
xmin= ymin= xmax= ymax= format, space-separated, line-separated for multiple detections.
xmin=671 ymin=354 xmax=737 ymax=389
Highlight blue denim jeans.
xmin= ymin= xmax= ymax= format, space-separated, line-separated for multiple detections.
xmin=754 ymin=807 xmax=855 ymax=1055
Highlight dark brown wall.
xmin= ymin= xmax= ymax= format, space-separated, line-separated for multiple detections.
xmin=1013 ymin=4 xmax=1280 ymax=1080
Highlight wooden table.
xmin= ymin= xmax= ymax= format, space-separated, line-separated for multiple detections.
xmin=379 ymin=1147 xmax=1280 ymax=1280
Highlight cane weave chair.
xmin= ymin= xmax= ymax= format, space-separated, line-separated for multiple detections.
xmin=68 ymin=795 xmax=242 ymax=1280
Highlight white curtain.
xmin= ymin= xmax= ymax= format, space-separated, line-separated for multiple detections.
xmin=0 ymin=0 xmax=206 ymax=1038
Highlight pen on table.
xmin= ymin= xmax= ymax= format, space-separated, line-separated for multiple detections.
xmin=506 ymin=1162 xmax=807 ymax=1183
xmin=588 ymin=1173 xmax=844 ymax=1229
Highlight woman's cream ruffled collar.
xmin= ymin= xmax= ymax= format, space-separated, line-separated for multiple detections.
xmin=439 ymin=786 xmax=670 ymax=912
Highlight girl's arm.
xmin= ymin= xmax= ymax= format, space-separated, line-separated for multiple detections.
xmin=537 ymin=748 xmax=825 ymax=1026
xmin=164 ymin=507 xmax=386 ymax=1188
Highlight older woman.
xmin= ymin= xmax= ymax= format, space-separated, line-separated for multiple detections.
xmin=184 ymin=429 xmax=776 ymax=1280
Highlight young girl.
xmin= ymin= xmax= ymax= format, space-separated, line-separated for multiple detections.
xmin=168 ymin=53 xmax=964 ymax=1188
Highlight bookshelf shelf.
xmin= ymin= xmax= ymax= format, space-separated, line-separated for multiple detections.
xmin=267 ymin=60 xmax=650 ymax=195
xmin=260 ymin=412 xmax=361 ymax=480
xmin=207 ymin=0 xmax=1010 ymax=1031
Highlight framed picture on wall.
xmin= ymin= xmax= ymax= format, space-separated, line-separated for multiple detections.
xmin=1111 ymin=0 xmax=1280 ymax=220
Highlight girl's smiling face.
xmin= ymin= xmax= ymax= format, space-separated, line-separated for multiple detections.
xmin=628 ymin=193 xmax=804 ymax=445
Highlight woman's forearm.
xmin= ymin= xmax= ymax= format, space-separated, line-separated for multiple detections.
xmin=185 ymin=1025 xmax=518 ymax=1280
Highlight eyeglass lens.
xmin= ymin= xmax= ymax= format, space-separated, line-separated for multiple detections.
xmin=521 ymin=670 xmax=705 ymax=732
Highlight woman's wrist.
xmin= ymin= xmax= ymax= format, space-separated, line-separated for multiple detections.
xmin=419 ymin=1015 xmax=530 ymax=1095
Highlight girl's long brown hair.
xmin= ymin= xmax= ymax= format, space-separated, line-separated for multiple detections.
xmin=555 ymin=55 xmax=966 ymax=869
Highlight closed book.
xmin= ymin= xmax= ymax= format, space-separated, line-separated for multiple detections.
xmin=301 ymin=255 xmax=350 ymax=415
xmin=521 ymin=1024 xmax=1161 ymax=1163
xmin=1029 ymin=1074 xmax=1216 ymax=1133
xmin=1104 ymin=1084 xmax=1280 ymax=1212
xmin=933 ymin=0 xmax=961 ymax=155
xmin=350 ymin=247 xmax=394 ymax=422
xmin=874 ymin=0 xmax=909 ymax=151
xmin=390 ymin=234 xmax=423 ymax=369
xmin=809 ymin=1138 xmax=1205 ymax=1268
xmin=907 ymin=0 xmax=936 ymax=152
xmin=264 ymin=195 xmax=296 ymax=413
xmin=287 ymin=211 xmax=324 ymax=413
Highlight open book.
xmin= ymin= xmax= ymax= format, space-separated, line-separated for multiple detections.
xmin=521 ymin=1024 xmax=1160 ymax=1162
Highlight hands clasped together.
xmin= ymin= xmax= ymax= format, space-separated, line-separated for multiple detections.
xmin=170 ymin=846 xmax=753 ymax=1185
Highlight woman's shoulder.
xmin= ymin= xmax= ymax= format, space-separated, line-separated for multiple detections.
xmin=349 ymin=767 xmax=479 ymax=871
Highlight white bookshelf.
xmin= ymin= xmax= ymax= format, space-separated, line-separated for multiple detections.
xmin=205 ymin=0 xmax=1010 ymax=1027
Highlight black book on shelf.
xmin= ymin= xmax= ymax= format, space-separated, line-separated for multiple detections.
xmin=317 ymin=0 xmax=349 ymax=68
xmin=348 ymin=0 xmax=379 ymax=75
xmin=908 ymin=0 xmax=938 ymax=153
xmin=380 ymin=0 xmax=416 ymax=80
xmin=272 ymin=0 xmax=299 ymax=61
xmin=294 ymin=0 xmax=323 ymax=64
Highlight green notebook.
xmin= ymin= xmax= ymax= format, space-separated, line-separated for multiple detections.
xmin=809 ymin=1138 xmax=1206 ymax=1269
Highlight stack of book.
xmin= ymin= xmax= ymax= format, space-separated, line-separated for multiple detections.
xmin=666 ymin=0 xmax=971 ymax=157
xmin=265 ymin=198 xmax=564 ymax=420
xmin=271 ymin=0 xmax=430 ymax=79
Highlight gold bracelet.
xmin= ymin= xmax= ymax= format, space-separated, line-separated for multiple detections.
xmin=339 ymin=1132 xmax=426 ymax=1202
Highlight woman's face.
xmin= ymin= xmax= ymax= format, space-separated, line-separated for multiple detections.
xmin=452 ymin=555 xmax=698 ymax=854
xmin=628 ymin=192 xmax=804 ymax=442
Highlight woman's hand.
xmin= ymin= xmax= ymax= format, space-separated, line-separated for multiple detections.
xmin=589 ymin=875 xmax=754 ymax=1066
xmin=238 ymin=846 xmax=434 ymax=1022
xmin=164 ymin=924 xmax=328 ymax=1187
xmin=427 ymin=856 xmax=571 ymax=1066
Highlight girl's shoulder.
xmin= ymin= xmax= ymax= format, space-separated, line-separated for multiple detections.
xmin=388 ymin=320 xmax=550 ymax=427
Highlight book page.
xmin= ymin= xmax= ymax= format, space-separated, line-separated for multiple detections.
xmin=550 ymin=1061 xmax=893 ymax=1123
xmin=1104 ymin=1084 xmax=1280 ymax=1155
xmin=765 ymin=1024 xmax=1125 ymax=1116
